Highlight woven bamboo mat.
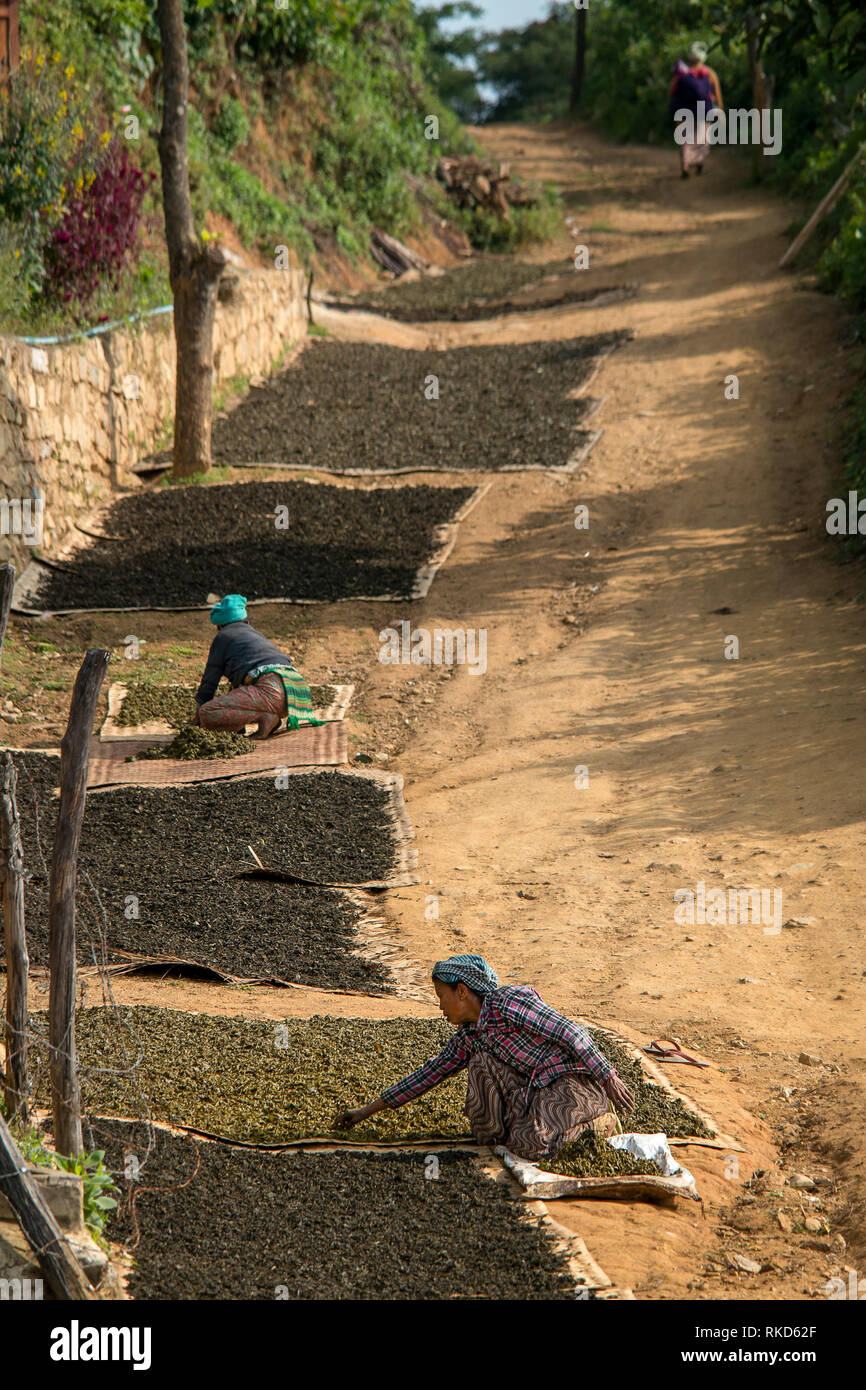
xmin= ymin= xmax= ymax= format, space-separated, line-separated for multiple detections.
xmin=85 ymin=722 xmax=347 ymax=787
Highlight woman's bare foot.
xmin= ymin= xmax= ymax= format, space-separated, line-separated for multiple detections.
xmin=591 ymin=1111 xmax=619 ymax=1140
xmin=251 ymin=712 xmax=281 ymax=740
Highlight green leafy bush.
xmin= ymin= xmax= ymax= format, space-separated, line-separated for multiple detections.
xmin=459 ymin=190 xmax=562 ymax=253
xmin=13 ymin=1129 xmax=119 ymax=1242
xmin=212 ymin=95 xmax=250 ymax=154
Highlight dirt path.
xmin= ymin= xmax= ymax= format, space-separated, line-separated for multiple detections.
xmin=14 ymin=122 xmax=864 ymax=1300
xmin=316 ymin=123 xmax=866 ymax=1297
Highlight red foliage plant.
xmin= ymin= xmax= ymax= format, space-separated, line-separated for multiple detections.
xmin=42 ymin=137 xmax=153 ymax=317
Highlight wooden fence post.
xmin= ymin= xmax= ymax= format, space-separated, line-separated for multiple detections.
xmin=48 ymin=649 xmax=110 ymax=1158
xmin=1 ymin=752 xmax=29 ymax=1122
xmin=0 ymin=563 xmax=14 ymax=670
xmin=0 ymin=1111 xmax=95 ymax=1299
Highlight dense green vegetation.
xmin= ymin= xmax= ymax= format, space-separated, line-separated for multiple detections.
xmin=1 ymin=1 xmax=558 ymax=334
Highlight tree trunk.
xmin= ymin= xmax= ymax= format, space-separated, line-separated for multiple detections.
xmin=0 ymin=1112 xmax=95 ymax=1299
xmin=570 ymin=5 xmax=587 ymax=113
xmin=156 ymin=0 xmax=227 ymax=479
xmin=746 ymin=10 xmax=772 ymax=179
xmin=1 ymin=752 xmax=28 ymax=1122
xmin=0 ymin=562 xmax=14 ymax=669
xmin=47 ymin=649 xmax=110 ymax=1158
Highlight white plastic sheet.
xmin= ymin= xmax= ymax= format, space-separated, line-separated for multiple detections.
xmin=607 ymin=1132 xmax=696 ymax=1188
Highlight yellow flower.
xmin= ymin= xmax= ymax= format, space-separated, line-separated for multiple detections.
xmin=65 ymin=65 xmax=75 ymax=79
xmin=60 ymin=91 xmax=67 ymax=102
xmin=99 ymin=131 xmax=111 ymax=146
xmin=72 ymin=122 xmax=83 ymax=139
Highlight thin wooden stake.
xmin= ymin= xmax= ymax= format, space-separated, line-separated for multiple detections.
xmin=779 ymin=146 xmax=864 ymax=269
xmin=0 ymin=1111 xmax=95 ymax=1300
xmin=1 ymin=752 xmax=29 ymax=1122
xmin=48 ymin=648 xmax=110 ymax=1158
xmin=0 ymin=563 xmax=14 ymax=670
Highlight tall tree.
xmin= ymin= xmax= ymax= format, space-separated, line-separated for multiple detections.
xmin=156 ymin=0 xmax=227 ymax=479
xmin=570 ymin=2 xmax=587 ymax=112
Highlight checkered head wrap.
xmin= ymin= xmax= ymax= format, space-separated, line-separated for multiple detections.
xmin=432 ymin=953 xmax=499 ymax=996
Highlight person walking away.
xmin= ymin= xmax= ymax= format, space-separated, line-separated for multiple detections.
xmin=192 ymin=594 xmax=322 ymax=740
xmin=335 ymin=953 xmax=635 ymax=1162
xmin=670 ymin=42 xmax=723 ymax=178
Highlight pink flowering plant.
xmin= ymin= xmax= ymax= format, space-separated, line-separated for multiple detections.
xmin=0 ymin=47 xmax=149 ymax=320
xmin=42 ymin=137 xmax=152 ymax=317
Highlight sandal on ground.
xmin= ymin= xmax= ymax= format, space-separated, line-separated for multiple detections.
xmin=644 ymin=1037 xmax=710 ymax=1068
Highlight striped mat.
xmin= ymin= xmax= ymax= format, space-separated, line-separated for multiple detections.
xmin=86 ymin=721 xmax=347 ymax=788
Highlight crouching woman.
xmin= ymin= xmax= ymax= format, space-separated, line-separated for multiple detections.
xmin=335 ymin=954 xmax=634 ymax=1161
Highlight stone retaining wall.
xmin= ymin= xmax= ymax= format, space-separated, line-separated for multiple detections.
xmin=0 ymin=263 xmax=307 ymax=569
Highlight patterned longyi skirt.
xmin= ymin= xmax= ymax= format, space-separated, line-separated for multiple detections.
xmin=464 ymin=1050 xmax=609 ymax=1161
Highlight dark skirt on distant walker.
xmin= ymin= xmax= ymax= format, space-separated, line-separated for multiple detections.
xmin=464 ymin=1051 xmax=609 ymax=1162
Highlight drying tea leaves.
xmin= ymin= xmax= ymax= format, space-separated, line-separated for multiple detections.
xmin=118 ymin=683 xmax=198 ymax=729
xmin=210 ymin=334 xmax=629 ymax=472
xmin=337 ymin=260 xmax=636 ymax=323
xmin=542 ymin=1133 xmax=660 ymax=1180
xmin=31 ymin=480 xmax=476 ymax=610
xmin=5 ymin=751 xmax=60 ymax=870
xmin=32 ymin=1008 xmax=466 ymax=1143
xmin=32 ymin=1008 xmax=713 ymax=1147
xmin=6 ymin=758 xmax=401 ymax=992
xmin=50 ymin=771 xmax=396 ymax=887
xmin=587 ymin=1030 xmax=714 ymax=1138
xmin=132 ymin=727 xmax=252 ymax=761
xmin=307 ymin=684 xmax=336 ymax=710
xmin=23 ymin=876 xmax=391 ymax=992
xmin=94 ymin=1121 xmax=582 ymax=1300
xmin=336 ymin=258 xmax=553 ymax=319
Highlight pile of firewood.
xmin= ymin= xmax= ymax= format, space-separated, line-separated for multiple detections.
xmin=436 ymin=155 xmax=538 ymax=219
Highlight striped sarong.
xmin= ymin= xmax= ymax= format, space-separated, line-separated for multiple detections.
xmin=464 ymin=1051 xmax=608 ymax=1162
xmin=244 ymin=663 xmax=325 ymax=730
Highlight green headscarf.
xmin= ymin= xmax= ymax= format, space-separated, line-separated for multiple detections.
xmin=210 ymin=594 xmax=247 ymax=626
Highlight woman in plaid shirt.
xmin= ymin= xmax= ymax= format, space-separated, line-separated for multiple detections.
xmin=335 ymin=953 xmax=634 ymax=1161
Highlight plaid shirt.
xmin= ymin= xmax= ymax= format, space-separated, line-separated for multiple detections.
xmin=381 ymin=985 xmax=615 ymax=1109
